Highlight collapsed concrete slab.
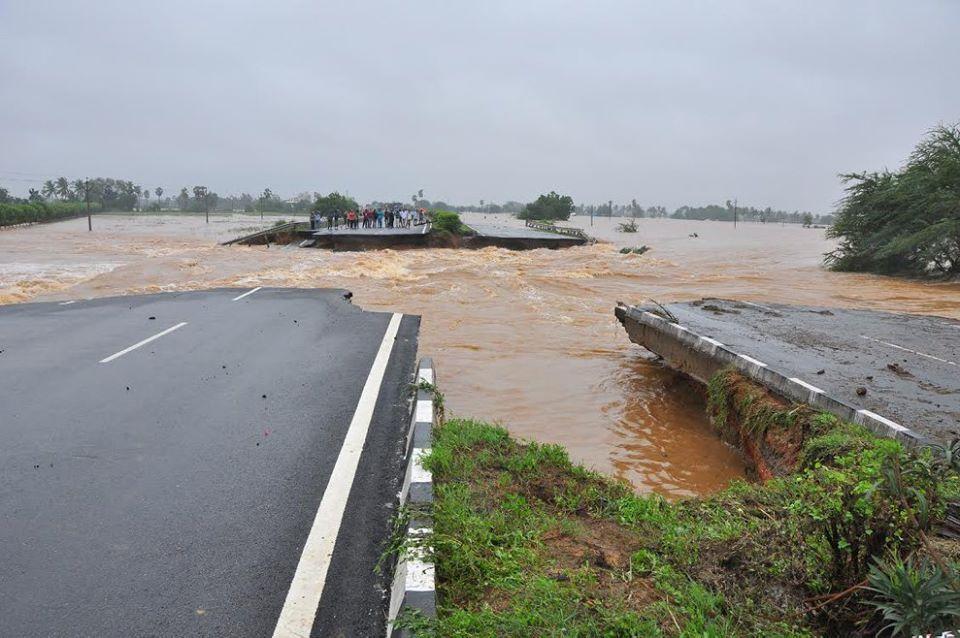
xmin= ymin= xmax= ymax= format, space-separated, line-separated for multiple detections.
xmin=615 ymin=299 xmax=960 ymax=446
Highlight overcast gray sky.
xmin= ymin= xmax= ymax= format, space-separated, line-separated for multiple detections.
xmin=2 ymin=0 xmax=958 ymax=212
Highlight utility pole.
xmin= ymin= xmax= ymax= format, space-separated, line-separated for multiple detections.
xmin=733 ymin=198 xmax=738 ymax=229
xmin=85 ymin=179 xmax=92 ymax=232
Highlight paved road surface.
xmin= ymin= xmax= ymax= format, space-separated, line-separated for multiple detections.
xmin=662 ymin=298 xmax=959 ymax=441
xmin=0 ymin=288 xmax=420 ymax=637
xmin=467 ymin=221 xmax=579 ymax=240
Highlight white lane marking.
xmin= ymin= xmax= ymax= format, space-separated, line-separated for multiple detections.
xmin=789 ymin=377 xmax=824 ymax=394
xmin=737 ymin=353 xmax=768 ymax=368
xmin=857 ymin=409 xmax=909 ymax=433
xmin=272 ymin=313 xmax=402 ymax=638
xmin=58 ymin=300 xmax=76 ymax=305
xmin=232 ymin=286 xmax=262 ymax=301
xmin=411 ymin=448 xmax=432 ymax=483
xmin=418 ymin=368 xmax=434 ymax=385
xmin=860 ymin=335 xmax=957 ymax=366
xmin=415 ymin=400 xmax=433 ymax=423
xmin=99 ymin=322 xmax=188 ymax=363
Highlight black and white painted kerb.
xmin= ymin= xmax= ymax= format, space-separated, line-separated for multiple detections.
xmin=615 ymin=303 xmax=925 ymax=447
xmin=387 ymin=357 xmax=437 ymax=637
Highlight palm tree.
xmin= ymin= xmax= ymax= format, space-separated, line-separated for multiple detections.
xmin=72 ymin=179 xmax=86 ymax=201
xmin=155 ymin=186 xmax=163 ymax=199
xmin=42 ymin=180 xmax=56 ymax=200
xmin=55 ymin=177 xmax=71 ymax=201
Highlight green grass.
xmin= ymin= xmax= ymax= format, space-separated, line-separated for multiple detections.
xmin=400 ymin=395 xmax=960 ymax=637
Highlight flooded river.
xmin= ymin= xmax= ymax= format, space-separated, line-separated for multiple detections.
xmin=3 ymin=213 xmax=959 ymax=497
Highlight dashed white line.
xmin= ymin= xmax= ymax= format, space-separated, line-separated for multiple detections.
xmin=99 ymin=322 xmax=188 ymax=363
xmin=232 ymin=287 xmax=262 ymax=301
xmin=58 ymin=300 xmax=76 ymax=305
xmin=272 ymin=312 xmax=402 ymax=638
xmin=860 ymin=335 xmax=957 ymax=366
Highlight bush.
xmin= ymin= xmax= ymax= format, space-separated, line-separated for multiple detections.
xmin=827 ymin=123 xmax=960 ymax=277
xmin=865 ymin=555 xmax=960 ymax=636
xmin=0 ymin=201 xmax=93 ymax=227
xmin=431 ymin=210 xmax=468 ymax=234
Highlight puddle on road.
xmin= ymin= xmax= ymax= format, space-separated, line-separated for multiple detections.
xmin=3 ymin=213 xmax=959 ymax=497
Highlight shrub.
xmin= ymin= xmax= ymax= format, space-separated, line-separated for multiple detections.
xmin=865 ymin=555 xmax=960 ymax=636
xmin=0 ymin=201 xmax=93 ymax=227
xmin=431 ymin=210 xmax=468 ymax=234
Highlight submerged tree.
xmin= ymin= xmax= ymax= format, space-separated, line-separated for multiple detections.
xmin=827 ymin=123 xmax=960 ymax=277
xmin=517 ymin=191 xmax=574 ymax=221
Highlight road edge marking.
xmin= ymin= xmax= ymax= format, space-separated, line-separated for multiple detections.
xmin=232 ymin=286 xmax=262 ymax=301
xmin=99 ymin=322 xmax=188 ymax=363
xmin=272 ymin=312 xmax=403 ymax=638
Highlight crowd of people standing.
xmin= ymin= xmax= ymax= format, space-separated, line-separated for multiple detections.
xmin=310 ymin=206 xmax=426 ymax=231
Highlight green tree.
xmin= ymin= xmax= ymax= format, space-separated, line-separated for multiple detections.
xmin=41 ymin=180 xmax=56 ymax=200
xmin=55 ymin=177 xmax=71 ymax=201
xmin=0 ymin=187 xmax=9 ymax=203
xmin=176 ymin=188 xmax=190 ymax=211
xmin=827 ymin=123 xmax=960 ymax=277
xmin=313 ymin=192 xmax=358 ymax=217
xmin=517 ymin=191 xmax=574 ymax=221
xmin=155 ymin=186 xmax=163 ymax=200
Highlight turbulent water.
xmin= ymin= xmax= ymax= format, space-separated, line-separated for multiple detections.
xmin=3 ymin=213 xmax=959 ymax=497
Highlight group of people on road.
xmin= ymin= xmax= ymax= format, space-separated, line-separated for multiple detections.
xmin=309 ymin=207 xmax=426 ymax=231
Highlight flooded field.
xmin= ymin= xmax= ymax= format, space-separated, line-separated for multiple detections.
xmin=3 ymin=213 xmax=959 ymax=497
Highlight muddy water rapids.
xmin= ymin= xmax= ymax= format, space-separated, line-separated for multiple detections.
xmin=3 ymin=213 xmax=959 ymax=497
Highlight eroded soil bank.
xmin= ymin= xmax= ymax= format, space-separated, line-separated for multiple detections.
xmin=3 ymin=213 xmax=959 ymax=497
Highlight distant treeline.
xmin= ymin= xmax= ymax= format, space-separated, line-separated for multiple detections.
xmin=573 ymin=200 xmax=831 ymax=225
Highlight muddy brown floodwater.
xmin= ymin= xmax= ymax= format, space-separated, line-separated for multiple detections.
xmin=3 ymin=213 xmax=959 ymax=497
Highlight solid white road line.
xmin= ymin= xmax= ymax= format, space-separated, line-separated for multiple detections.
xmin=860 ymin=335 xmax=957 ymax=366
xmin=99 ymin=322 xmax=188 ymax=363
xmin=272 ymin=312 xmax=403 ymax=638
xmin=232 ymin=286 xmax=262 ymax=301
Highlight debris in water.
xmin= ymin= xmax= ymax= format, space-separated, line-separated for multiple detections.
xmin=856 ymin=387 xmax=867 ymax=396
xmin=816 ymin=369 xmax=825 ymax=375
xmin=619 ymin=246 xmax=650 ymax=255
xmin=148 ymin=316 xmax=156 ymax=320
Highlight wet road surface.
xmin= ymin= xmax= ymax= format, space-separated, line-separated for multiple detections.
xmin=658 ymin=298 xmax=960 ymax=441
xmin=0 ymin=288 xmax=419 ymax=637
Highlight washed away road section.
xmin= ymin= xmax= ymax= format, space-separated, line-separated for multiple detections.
xmin=0 ymin=287 xmax=419 ymax=637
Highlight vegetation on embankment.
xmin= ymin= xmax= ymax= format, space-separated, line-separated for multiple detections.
xmin=430 ymin=211 xmax=471 ymax=236
xmin=0 ymin=201 xmax=95 ymax=227
xmin=403 ymin=376 xmax=960 ymax=637
xmin=827 ymin=123 xmax=960 ymax=278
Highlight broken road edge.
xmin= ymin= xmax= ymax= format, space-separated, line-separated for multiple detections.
xmin=614 ymin=302 xmax=924 ymax=447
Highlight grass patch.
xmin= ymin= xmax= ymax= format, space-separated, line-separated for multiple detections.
xmin=413 ymin=405 xmax=960 ymax=637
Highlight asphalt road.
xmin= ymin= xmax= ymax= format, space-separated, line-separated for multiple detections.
xmin=467 ymin=221 xmax=578 ymax=240
xmin=663 ymin=298 xmax=959 ymax=441
xmin=0 ymin=288 xmax=420 ymax=637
